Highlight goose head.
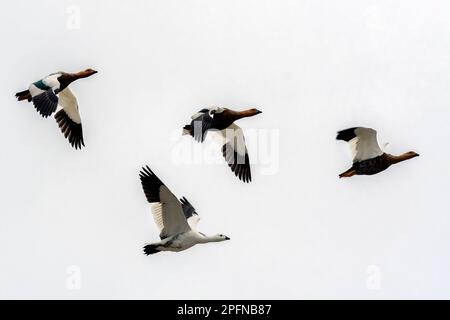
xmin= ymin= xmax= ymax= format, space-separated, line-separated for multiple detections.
xmin=405 ymin=151 xmax=420 ymax=159
xmin=388 ymin=151 xmax=420 ymax=165
xmin=82 ymin=68 xmax=98 ymax=76
xmin=210 ymin=234 xmax=231 ymax=242
xmin=248 ymin=108 xmax=262 ymax=115
xmin=74 ymin=68 xmax=98 ymax=79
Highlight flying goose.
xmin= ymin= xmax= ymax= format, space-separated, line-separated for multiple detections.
xmin=15 ymin=68 xmax=98 ymax=149
xmin=139 ymin=166 xmax=230 ymax=255
xmin=336 ymin=127 xmax=419 ymax=178
xmin=183 ymin=107 xmax=262 ymax=183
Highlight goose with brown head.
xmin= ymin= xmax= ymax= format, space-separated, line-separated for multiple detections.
xmin=183 ymin=107 xmax=262 ymax=183
xmin=15 ymin=68 xmax=98 ymax=149
xmin=336 ymin=127 xmax=419 ymax=178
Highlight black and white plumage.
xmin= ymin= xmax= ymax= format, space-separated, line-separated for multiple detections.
xmin=336 ymin=127 xmax=419 ymax=178
xmin=15 ymin=69 xmax=97 ymax=149
xmin=220 ymin=123 xmax=252 ymax=183
xmin=188 ymin=108 xmax=214 ymax=143
xmin=183 ymin=107 xmax=262 ymax=183
xmin=180 ymin=197 xmax=201 ymax=230
xmin=336 ymin=127 xmax=383 ymax=163
xmin=139 ymin=166 xmax=230 ymax=255
xmin=30 ymin=87 xmax=59 ymax=118
xmin=54 ymin=88 xmax=85 ymax=149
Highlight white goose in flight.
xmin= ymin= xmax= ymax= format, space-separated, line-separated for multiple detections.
xmin=139 ymin=166 xmax=230 ymax=255
xmin=15 ymin=69 xmax=98 ymax=149
xmin=183 ymin=107 xmax=262 ymax=183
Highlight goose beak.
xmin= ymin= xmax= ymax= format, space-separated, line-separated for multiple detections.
xmin=225 ymin=236 xmax=230 ymax=240
xmin=256 ymin=109 xmax=262 ymax=114
xmin=92 ymin=70 xmax=98 ymax=74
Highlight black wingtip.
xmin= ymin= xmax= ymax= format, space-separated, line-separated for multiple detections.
xmin=336 ymin=127 xmax=358 ymax=142
xmin=139 ymin=166 xmax=164 ymax=203
xmin=180 ymin=196 xmax=195 ymax=208
xmin=55 ymin=109 xmax=84 ymax=150
xmin=222 ymin=143 xmax=252 ymax=183
xmin=234 ymin=164 xmax=252 ymax=183
xmin=180 ymin=196 xmax=188 ymax=204
xmin=139 ymin=165 xmax=156 ymax=178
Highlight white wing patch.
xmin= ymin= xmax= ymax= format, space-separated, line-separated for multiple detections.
xmin=42 ymin=73 xmax=62 ymax=89
xmin=219 ymin=123 xmax=247 ymax=157
xmin=28 ymin=84 xmax=46 ymax=97
xmin=58 ymin=88 xmax=81 ymax=123
xmin=211 ymin=123 xmax=252 ymax=182
xmin=28 ymin=73 xmax=62 ymax=97
xmin=191 ymin=111 xmax=209 ymax=120
xmin=351 ymin=128 xmax=383 ymax=162
xmin=155 ymin=186 xmax=191 ymax=239
xmin=211 ymin=124 xmax=245 ymax=152
xmin=151 ymin=203 xmax=165 ymax=232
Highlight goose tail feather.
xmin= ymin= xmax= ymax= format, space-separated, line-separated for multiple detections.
xmin=15 ymin=89 xmax=32 ymax=102
xmin=143 ymin=244 xmax=161 ymax=255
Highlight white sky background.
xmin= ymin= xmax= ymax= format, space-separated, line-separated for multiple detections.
xmin=0 ymin=0 xmax=449 ymax=299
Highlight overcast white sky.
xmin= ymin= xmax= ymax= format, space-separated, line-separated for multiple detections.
xmin=1 ymin=0 xmax=450 ymax=299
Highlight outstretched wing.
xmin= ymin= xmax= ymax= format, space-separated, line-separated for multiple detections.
xmin=55 ymin=88 xmax=85 ymax=149
xmin=336 ymin=127 xmax=383 ymax=162
xmin=190 ymin=108 xmax=214 ymax=142
xmin=180 ymin=197 xmax=200 ymax=230
xmin=139 ymin=166 xmax=191 ymax=239
xmin=28 ymin=73 xmax=62 ymax=118
xmin=215 ymin=123 xmax=252 ymax=183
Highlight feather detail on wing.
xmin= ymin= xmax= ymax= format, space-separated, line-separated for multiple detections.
xmin=55 ymin=88 xmax=84 ymax=149
xmin=337 ymin=127 xmax=383 ymax=162
xmin=189 ymin=109 xmax=214 ymax=142
xmin=180 ymin=197 xmax=200 ymax=230
xmin=28 ymin=73 xmax=62 ymax=118
xmin=139 ymin=166 xmax=191 ymax=239
xmin=213 ymin=123 xmax=252 ymax=183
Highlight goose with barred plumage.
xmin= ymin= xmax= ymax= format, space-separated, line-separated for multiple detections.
xmin=139 ymin=166 xmax=230 ymax=255
xmin=15 ymin=68 xmax=97 ymax=149
xmin=336 ymin=127 xmax=419 ymax=178
xmin=183 ymin=107 xmax=262 ymax=183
